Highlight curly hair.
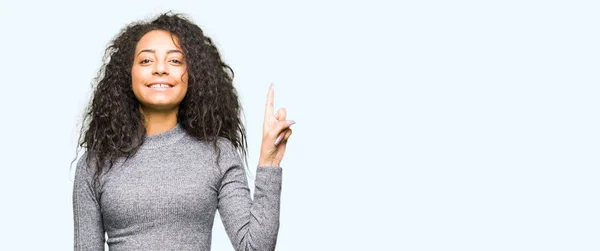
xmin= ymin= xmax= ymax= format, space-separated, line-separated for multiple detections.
xmin=73 ymin=12 xmax=248 ymax=186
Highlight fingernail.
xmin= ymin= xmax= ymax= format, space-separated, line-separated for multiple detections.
xmin=287 ymin=120 xmax=296 ymax=125
xmin=270 ymin=83 xmax=275 ymax=89
xmin=274 ymin=133 xmax=284 ymax=146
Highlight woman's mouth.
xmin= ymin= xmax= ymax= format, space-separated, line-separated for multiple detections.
xmin=147 ymin=83 xmax=174 ymax=90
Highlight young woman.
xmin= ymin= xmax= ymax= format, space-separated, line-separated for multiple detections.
xmin=72 ymin=12 xmax=294 ymax=251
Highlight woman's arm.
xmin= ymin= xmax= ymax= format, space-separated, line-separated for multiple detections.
xmin=217 ymin=152 xmax=283 ymax=251
xmin=219 ymin=84 xmax=293 ymax=250
xmin=72 ymin=153 xmax=106 ymax=251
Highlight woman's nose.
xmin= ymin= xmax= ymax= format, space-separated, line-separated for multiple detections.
xmin=153 ymin=61 xmax=169 ymax=76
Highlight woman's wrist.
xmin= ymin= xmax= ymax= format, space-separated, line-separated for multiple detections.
xmin=258 ymin=157 xmax=280 ymax=167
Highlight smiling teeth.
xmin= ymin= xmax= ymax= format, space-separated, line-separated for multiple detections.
xmin=150 ymin=84 xmax=171 ymax=88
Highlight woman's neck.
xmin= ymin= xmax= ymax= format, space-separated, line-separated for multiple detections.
xmin=140 ymin=106 xmax=179 ymax=135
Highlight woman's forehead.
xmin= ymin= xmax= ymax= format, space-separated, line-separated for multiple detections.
xmin=135 ymin=30 xmax=182 ymax=53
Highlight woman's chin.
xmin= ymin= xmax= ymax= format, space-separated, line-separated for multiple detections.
xmin=139 ymin=102 xmax=180 ymax=112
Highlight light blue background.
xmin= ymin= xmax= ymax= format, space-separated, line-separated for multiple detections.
xmin=0 ymin=0 xmax=598 ymax=250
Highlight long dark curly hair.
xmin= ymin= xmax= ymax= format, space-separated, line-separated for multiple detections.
xmin=73 ymin=12 xmax=248 ymax=186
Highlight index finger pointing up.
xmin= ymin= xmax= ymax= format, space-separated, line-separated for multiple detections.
xmin=265 ymin=83 xmax=275 ymax=118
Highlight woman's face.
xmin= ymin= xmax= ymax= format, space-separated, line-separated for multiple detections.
xmin=131 ymin=30 xmax=188 ymax=112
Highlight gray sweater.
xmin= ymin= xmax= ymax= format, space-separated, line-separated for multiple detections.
xmin=72 ymin=124 xmax=282 ymax=250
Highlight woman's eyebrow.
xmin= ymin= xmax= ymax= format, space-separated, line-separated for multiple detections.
xmin=136 ymin=49 xmax=184 ymax=57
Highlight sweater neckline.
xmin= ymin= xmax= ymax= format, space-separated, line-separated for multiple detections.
xmin=140 ymin=123 xmax=186 ymax=150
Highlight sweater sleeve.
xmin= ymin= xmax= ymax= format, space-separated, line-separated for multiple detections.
xmin=217 ymin=143 xmax=283 ymax=251
xmin=72 ymin=153 xmax=106 ymax=251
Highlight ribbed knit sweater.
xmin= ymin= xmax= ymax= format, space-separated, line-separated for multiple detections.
xmin=72 ymin=124 xmax=282 ymax=250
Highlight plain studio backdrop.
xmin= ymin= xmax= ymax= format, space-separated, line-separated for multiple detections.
xmin=0 ymin=0 xmax=598 ymax=250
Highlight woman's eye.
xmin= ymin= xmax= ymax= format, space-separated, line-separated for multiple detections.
xmin=140 ymin=59 xmax=151 ymax=64
xmin=170 ymin=59 xmax=183 ymax=64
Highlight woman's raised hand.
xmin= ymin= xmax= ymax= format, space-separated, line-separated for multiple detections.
xmin=258 ymin=84 xmax=295 ymax=167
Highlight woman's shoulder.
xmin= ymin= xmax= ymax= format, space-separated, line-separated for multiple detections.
xmin=73 ymin=151 xmax=105 ymax=180
xmin=178 ymin=136 xmax=242 ymax=172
